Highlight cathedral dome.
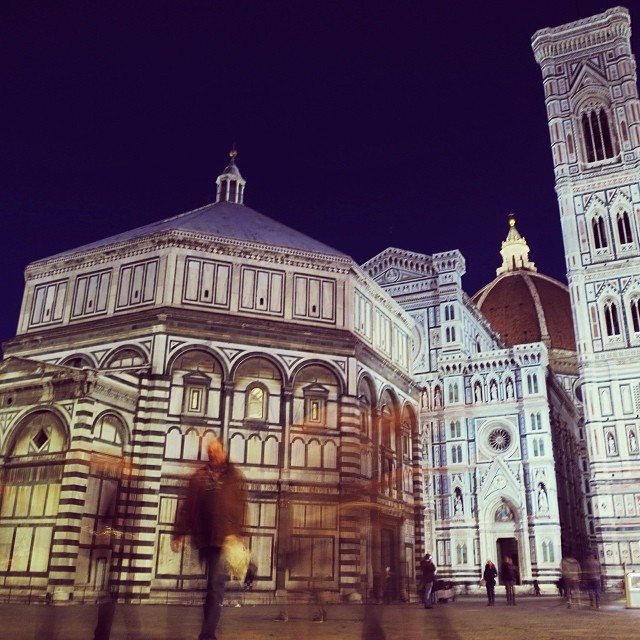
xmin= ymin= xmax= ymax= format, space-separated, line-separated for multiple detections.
xmin=472 ymin=216 xmax=576 ymax=372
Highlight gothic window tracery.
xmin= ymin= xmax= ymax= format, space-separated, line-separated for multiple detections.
xmin=617 ymin=211 xmax=633 ymax=245
xmin=603 ymin=300 xmax=621 ymax=336
xmin=630 ymin=297 xmax=640 ymax=333
xmin=581 ymin=106 xmax=615 ymax=163
xmin=591 ymin=215 xmax=608 ymax=249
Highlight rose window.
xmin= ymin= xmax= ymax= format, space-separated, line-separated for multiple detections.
xmin=488 ymin=427 xmax=511 ymax=452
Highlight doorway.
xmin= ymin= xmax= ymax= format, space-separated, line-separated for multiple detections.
xmin=497 ymin=537 xmax=520 ymax=584
xmin=380 ymin=527 xmax=397 ymax=601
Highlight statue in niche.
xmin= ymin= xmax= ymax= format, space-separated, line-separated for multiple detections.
xmin=606 ymin=431 xmax=617 ymax=456
xmin=421 ymin=387 xmax=429 ymax=409
xmin=490 ymin=381 xmax=498 ymax=401
xmin=495 ymin=502 xmax=513 ymax=522
xmin=474 ymin=382 xmax=482 ymax=403
xmin=506 ymin=379 xmax=514 ymax=398
xmin=434 ymin=386 xmax=442 ymax=408
xmin=629 ymin=429 xmax=638 ymax=454
xmin=537 ymin=483 xmax=548 ymax=513
xmin=454 ymin=488 xmax=463 ymax=515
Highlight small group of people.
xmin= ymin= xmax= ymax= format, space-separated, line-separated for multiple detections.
xmin=481 ymin=557 xmax=518 ymax=606
xmin=480 ymin=551 xmax=602 ymax=609
xmin=560 ymin=552 xmax=602 ymax=608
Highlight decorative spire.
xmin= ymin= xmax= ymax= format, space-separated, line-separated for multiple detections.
xmin=496 ymin=213 xmax=537 ymax=275
xmin=215 ymin=146 xmax=246 ymax=204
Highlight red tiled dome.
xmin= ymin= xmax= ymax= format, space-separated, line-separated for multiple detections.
xmin=472 ymin=271 xmax=576 ymax=353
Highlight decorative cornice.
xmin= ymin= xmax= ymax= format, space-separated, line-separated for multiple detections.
xmin=26 ymin=230 xmax=353 ymax=279
xmin=532 ymin=7 xmax=631 ymax=64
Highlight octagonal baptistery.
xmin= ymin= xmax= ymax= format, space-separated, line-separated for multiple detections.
xmin=0 ymin=152 xmax=423 ymax=605
xmin=472 ymin=217 xmax=577 ymax=376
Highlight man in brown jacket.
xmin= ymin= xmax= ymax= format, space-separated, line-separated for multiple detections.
xmin=172 ymin=436 xmax=247 ymax=640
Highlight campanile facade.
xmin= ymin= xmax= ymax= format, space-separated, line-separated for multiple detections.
xmin=533 ymin=7 xmax=640 ymax=581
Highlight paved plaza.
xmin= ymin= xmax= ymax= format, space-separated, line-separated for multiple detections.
xmin=2 ymin=594 xmax=640 ymax=640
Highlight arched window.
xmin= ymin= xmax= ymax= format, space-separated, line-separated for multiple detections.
xmin=104 ymin=348 xmax=147 ymax=370
xmin=591 ymin=215 xmax=608 ymax=249
xmin=245 ymin=384 xmax=267 ymax=420
xmin=1 ymin=412 xmax=67 ymax=576
xmin=359 ymin=395 xmax=372 ymax=436
xmin=617 ymin=211 xmax=633 ymax=245
xmin=582 ymin=107 xmax=615 ymax=162
xmin=604 ymin=301 xmax=621 ymax=336
xmin=630 ymin=297 xmax=640 ymax=333
xmin=380 ymin=404 xmax=394 ymax=448
xmin=527 ymin=374 xmax=539 ymax=394
xmin=448 ymin=383 xmax=459 ymax=404
xmin=61 ymin=354 xmax=94 ymax=369
xmin=530 ymin=412 xmax=542 ymax=431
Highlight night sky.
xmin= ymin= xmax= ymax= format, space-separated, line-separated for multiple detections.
xmin=2 ymin=1 xmax=637 ymax=350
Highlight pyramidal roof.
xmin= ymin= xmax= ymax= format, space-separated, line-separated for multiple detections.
xmin=44 ymin=152 xmax=348 ymax=262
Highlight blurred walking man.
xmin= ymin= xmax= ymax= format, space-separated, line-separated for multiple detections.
xmin=172 ymin=437 xmax=247 ymax=640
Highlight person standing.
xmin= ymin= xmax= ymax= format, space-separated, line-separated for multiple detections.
xmin=560 ymin=556 xmax=582 ymax=609
xmin=172 ymin=436 xmax=247 ymax=640
xmin=483 ymin=560 xmax=498 ymax=606
xmin=582 ymin=551 xmax=602 ymax=608
xmin=420 ymin=553 xmax=437 ymax=609
xmin=500 ymin=556 xmax=517 ymax=605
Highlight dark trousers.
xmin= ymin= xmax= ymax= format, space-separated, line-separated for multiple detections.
xmin=199 ymin=546 xmax=226 ymax=640
xmin=504 ymin=582 xmax=515 ymax=604
xmin=486 ymin=584 xmax=495 ymax=603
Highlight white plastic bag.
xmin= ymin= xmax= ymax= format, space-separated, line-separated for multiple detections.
xmin=222 ymin=535 xmax=251 ymax=582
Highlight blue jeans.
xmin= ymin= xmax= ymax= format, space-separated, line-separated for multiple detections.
xmin=199 ymin=547 xmax=226 ymax=640
xmin=587 ymin=578 xmax=601 ymax=605
xmin=423 ymin=581 xmax=434 ymax=608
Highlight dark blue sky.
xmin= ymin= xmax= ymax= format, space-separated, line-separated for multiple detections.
xmin=1 ymin=1 xmax=636 ymax=348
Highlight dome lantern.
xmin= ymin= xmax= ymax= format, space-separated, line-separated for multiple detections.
xmin=216 ymin=147 xmax=246 ymax=205
xmin=496 ymin=214 xmax=537 ymax=275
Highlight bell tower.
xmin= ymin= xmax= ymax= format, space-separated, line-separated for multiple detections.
xmin=533 ymin=7 xmax=640 ymax=583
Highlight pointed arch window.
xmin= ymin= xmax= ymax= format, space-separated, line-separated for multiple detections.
xmin=527 ymin=373 xmax=539 ymax=395
xmin=604 ymin=301 xmax=621 ymax=336
xmin=592 ymin=215 xmax=608 ymax=249
xmin=582 ymin=107 xmax=615 ymax=163
xmin=532 ymin=438 xmax=545 ymax=457
xmin=617 ymin=211 xmax=633 ymax=245
xmin=630 ymin=297 xmax=640 ymax=333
